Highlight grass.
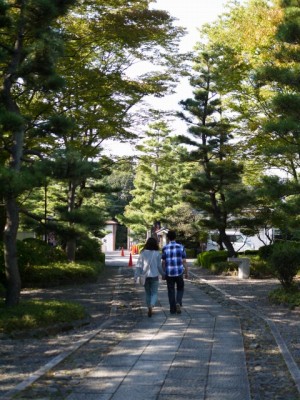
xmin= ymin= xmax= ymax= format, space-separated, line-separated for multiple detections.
xmin=269 ymin=285 xmax=300 ymax=309
xmin=22 ymin=261 xmax=104 ymax=288
xmin=0 ymin=299 xmax=87 ymax=335
xmin=0 ymin=261 xmax=104 ymax=335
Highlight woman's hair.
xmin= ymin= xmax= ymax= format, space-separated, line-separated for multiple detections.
xmin=143 ymin=237 xmax=159 ymax=251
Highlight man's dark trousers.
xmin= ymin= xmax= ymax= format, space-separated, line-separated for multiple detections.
xmin=166 ymin=274 xmax=184 ymax=313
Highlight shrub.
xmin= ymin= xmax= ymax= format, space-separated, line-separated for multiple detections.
xmin=258 ymin=244 xmax=274 ymax=261
xmin=244 ymin=250 xmax=259 ymax=256
xmin=250 ymin=257 xmax=274 ymax=278
xmin=18 ymin=238 xmax=65 ymax=269
xmin=76 ymin=237 xmax=103 ymax=261
xmin=269 ymin=286 xmax=300 ymax=308
xmin=0 ymin=238 xmax=66 ymax=287
xmin=210 ymin=261 xmax=238 ymax=275
xmin=197 ymin=250 xmax=229 ymax=269
xmin=21 ymin=261 xmax=104 ymax=288
xmin=269 ymin=242 xmax=300 ymax=289
xmin=185 ymin=248 xmax=196 ymax=258
xmin=0 ymin=299 xmax=86 ymax=335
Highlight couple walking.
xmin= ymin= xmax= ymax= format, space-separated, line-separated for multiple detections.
xmin=134 ymin=231 xmax=189 ymax=317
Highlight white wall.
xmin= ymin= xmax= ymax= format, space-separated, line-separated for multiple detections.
xmin=101 ymin=223 xmax=117 ymax=252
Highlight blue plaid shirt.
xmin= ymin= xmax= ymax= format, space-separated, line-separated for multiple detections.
xmin=162 ymin=241 xmax=186 ymax=277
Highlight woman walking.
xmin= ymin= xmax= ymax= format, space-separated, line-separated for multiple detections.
xmin=134 ymin=237 xmax=165 ymax=317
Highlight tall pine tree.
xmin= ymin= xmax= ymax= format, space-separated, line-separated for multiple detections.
xmin=119 ymin=121 xmax=192 ymax=241
xmin=178 ymin=46 xmax=251 ymax=256
xmin=0 ymin=0 xmax=76 ymax=306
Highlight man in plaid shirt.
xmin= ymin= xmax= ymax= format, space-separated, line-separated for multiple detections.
xmin=162 ymin=230 xmax=188 ymax=314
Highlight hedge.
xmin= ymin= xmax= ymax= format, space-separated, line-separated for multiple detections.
xmin=197 ymin=250 xmax=229 ymax=269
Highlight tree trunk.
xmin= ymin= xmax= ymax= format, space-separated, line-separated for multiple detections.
xmin=1 ymin=1 xmax=25 ymax=306
xmin=3 ymin=196 xmax=21 ymax=306
xmin=66 ymin=239 xmax=76 ymax=262
xmin=66 ymin=181 xmax=77 ymax=262
xmin=219 ymin=229 xmax=236 ymax=257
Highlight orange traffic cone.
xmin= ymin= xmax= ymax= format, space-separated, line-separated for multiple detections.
xmin=128 ymin=252 xmax=133 ymax=267
xmin=121 ymin=247 xmax=124 ymax=256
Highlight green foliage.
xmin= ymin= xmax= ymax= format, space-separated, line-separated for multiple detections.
xmin=197 ymin=250 xmax=229 ymax=269
xmin=249 ymin=256 xmax=274 ymax=278
xmin=120 ymin=121 xmax=193 ymax=239
xmin=21 ymin=261 xmax=104 ymax=288
xmin=76 ymin=237 xmax=104 ymax=262
xmin=137 ymin=243 xmax=145 ymax=253
xmin=185 ymin=248 xmax=196 ymax=258
xmin=178 ymin=42 xmax=252 ymax=257
xmin=269 ymin=286 xmax=300 ymax=308
xmin=104 ymin=159 xmax=135 ymax=219
xmin=18 ymin=238 xmax=65 ymax=267
xmin=209 ymin=261 xmax=238 ymax=275
xmin=258 ymin=244 xmax=275 ymax=260
xmin=0 ymin=239 xmax=104 ymax=288
xmin=244 ymin=250 xmax=259 ymax=256
xmin=0 ymin=300 xmax=86 ymax=335
xmin=0 ymin=239 xmax=65 ymax=287
xmin=269 ymin=242 xmax=300 ymax=288
xmin=1 ymin=0 xmax=185 ymax=303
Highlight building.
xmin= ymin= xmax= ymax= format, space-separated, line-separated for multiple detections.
xmin=101 ymin=220 xmax=118 ymax=252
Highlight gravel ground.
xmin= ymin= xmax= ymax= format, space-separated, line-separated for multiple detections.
xmin=189 ymin=267 xmax=300 ymax=400
xmin=1 ymin=262 xmax=300 ymax=399
xmin=0 ymin=266 xmax=144 ymax=398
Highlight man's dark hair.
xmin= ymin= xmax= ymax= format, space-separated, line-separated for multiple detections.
xmin=144 ymin=237 xmax=159 ymax=251
xmin=167 ymin=230 xmax=176 ymax=241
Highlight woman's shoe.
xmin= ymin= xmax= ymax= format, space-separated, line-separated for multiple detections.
xmin=148 ymin=307 xmax=153 ymax=317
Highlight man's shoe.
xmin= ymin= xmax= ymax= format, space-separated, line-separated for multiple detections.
xmin=176 ymin=304 xmax=181 ymax=314
xmin=148 ymin=307 xmax=153 ymax=317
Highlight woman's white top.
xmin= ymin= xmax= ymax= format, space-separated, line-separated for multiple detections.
xmin=134 ymin=250 xmax=164 ymax=279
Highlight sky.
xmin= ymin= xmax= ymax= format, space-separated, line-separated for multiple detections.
xmin=103 ymin=0 xmax=226 ymax=156
xmin=154 ymin=0 xmax=226 ymax=50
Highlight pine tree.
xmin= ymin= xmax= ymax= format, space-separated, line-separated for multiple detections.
xmin=254 ymin=0 xmax=300 ymax=235
xmin=0 ymin=0 xmax=76 ymax=306
xmin=178 ymin=46 xmax=251 ymax=256
xmin=118 ymin=121 xmax=192 ymax=241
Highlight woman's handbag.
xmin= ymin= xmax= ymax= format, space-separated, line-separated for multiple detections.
xmin=138 ymin=274 xmax=147 ymax=286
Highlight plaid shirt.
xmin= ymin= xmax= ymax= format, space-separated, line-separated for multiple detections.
xmin=162 ymin=241 xmax=186 ymax=277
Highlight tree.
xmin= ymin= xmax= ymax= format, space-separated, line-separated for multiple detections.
xmin=104 ymin=157 xmax=135 ymax=219
xmin=247 ymin=1 xmax=300 ymax=238
xmin=255 ymin=0 xmax=300 ymax=180
xmin=0 ymin=0 xmax=186 ymax=303
xmin=20 ymin=0 xmax=187 ymax=261
xmin=118 ymin=121 xmax=193 ymax=241
xmin=178 ymin=46 xmax=251 ymax=257
xmin=0 ymin=0 xmax=76 ymax=306
xmin=200 ymin=0 xmax=283 ymax=177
